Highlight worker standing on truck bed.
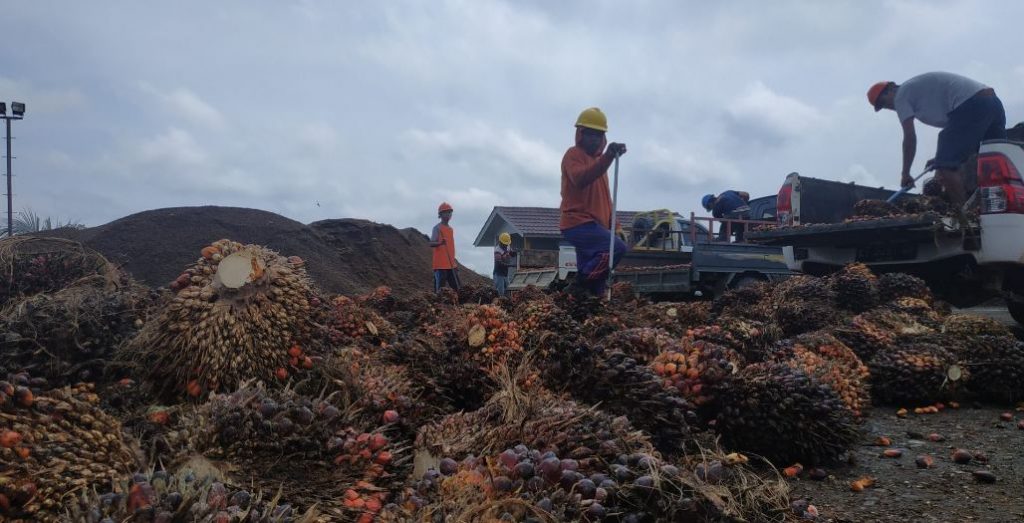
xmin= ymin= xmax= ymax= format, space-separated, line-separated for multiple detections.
xmin=867 ymin=72 xmax=1006 ymax=206
xmin=559 ymin=107 xmax=628 ymax=296
xmin=428 ymin=202 xmax=460 ymax=293
xmin=493 ymin=232 xmax=515 ymax=297
xmin=702 ymin=191 xmax=751 ymax=241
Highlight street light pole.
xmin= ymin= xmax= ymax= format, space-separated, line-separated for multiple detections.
xmin=5 ymin=117 xmax=12 ymax=237
xmin=1 ymin=101 xmax=25 ymax=238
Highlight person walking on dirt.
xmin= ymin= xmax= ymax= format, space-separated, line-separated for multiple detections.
xmin=560 ymin=107 xmax=628 ymax=296
xmin=702 ymin=191 xmax=751 ymax=241
xmin=493 ymin=232 xmax=516 ymax=297
xmin=868 ymin=72 xmax=1006 ymax=206
xmin=428 ymin=202 xmax=460 ymax=293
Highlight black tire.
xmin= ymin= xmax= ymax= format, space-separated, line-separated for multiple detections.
xmin=1008 ymin=299 xmax=1024 ymax=326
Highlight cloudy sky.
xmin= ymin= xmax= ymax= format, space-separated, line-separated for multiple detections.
xmin=2 ymin=1 xmax=1022 ymax=273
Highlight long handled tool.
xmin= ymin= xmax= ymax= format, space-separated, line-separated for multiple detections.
xmin=606 ymin=153 xmax=621 ymax=300
xmin=886 ymin=167 xmax=934 ymax=203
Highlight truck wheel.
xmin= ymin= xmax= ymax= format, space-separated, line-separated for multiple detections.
xmin=1008 ymin=299 xmax=1024 ymax=326
xmin=730 ymin=274 xmax=767 ymax=290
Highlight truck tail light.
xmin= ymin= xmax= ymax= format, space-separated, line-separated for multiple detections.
xmin=978 ymin=153 xmax=1024 ymax=214
xmin=777 ymin=184 xmax=793 ymax=225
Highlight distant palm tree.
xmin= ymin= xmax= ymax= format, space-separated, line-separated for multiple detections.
xmin=0 ymin=208 xmax=85 ymax=238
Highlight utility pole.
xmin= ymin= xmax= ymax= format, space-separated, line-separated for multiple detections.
xmin=1 ymin=102 xmax=25 ymax=237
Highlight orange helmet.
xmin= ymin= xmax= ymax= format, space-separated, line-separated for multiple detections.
xmin=867 ymin=81 xmax=892 ymax=112
xmin=438 ymin=202 xmax=453 ymax=213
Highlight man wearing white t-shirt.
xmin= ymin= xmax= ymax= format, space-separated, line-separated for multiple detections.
xmin=867 ymin=72 xmax=1006 ymax=205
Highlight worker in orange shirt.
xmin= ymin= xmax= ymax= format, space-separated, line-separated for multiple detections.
xmin=428 ymin=202 xmax=460 ymax=292
xmin=560 ymin=107 xmax=628 ymax=296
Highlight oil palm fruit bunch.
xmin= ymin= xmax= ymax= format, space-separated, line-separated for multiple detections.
xmin=877 ymin=272 xmax=933 ymax=304
xmin=579 ymin=311 xmax=638 ymax=342
xmin=851 ymin=199 xmax=900 ymax=218
xmin=958 ymin=335 xmax=1024 ymax=403
xmin=773 ymin=332 xmax=870 ymax=418
xmin=0 ymin=238 xmax=115 ymax=307
xmin=609 ymin=280 xmax=638 ymax=304
xmin=599 ymin=327 xmax=680 ymax=364
xmin=457 ymin=283 xmax=499 ymax=305
xmin=381 ymin=334 xmax=496 ymax=413
xmin=636 ymin=301 xmax=712 ymax=337
xmin=771 ymin=275 xmax=835 ymax=304
xmin=545 ymin=346 xmax=696 ymax=451
xmin=713 ymin=362 xmax=860 ymax=465
xmin=0 ymin=380 xmax=140 ymax=521
xmin=772 ymin=298 xmax=842 ymax=337
xmin=690 ymin=316 xmax=781 ymax=362
xmin=356 ymin=285 xmax=398 ymax=314
xmin=651 ymin=339 xmax=743 ymax=409
xmin=0 ymin=278 xmax=152 ymax=387
xmin=833 ymin=308 xmax=935 ymax=361
xmin=868 ymin=342 xmax=965 ymax=405
xmin=711 ymin=282 xmax=772 ymax=319
xmin=123 ymin=240 xmax=315 ymax=398
xmin=942 ymin=313 xmax=1014 ymax=338
xmin=829 ymin=263 xmax=879 ymax=312
xmin=512 ymin=300 xmax=583 ymax=356
xmin=424 ymin=304 xmax=522 ymax=365
xmin=416 ymin=389 xmax=651 ymax=465
xmin=66 ymin=470 xmax=304 ymax=523
xmin=323 ymin=295 xmax=397 ymax=346
xmin=885 ymin=296 xmax=945 ymax=328
xmin=552 ymin=286 xmax=607 ymax=322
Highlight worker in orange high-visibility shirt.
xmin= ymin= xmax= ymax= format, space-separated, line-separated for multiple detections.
xmin=428 ymin=202 xmax=460 ymax=293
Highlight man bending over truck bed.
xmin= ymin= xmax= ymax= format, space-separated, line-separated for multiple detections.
xmin=560 ymin=107 xmax=628 ymax=297
xmin=868 ymin=71 xmax=1006 ymax=206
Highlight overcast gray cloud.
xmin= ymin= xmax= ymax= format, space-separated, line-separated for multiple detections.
xmin=1 ymin=0 xmax=1022 ymax=274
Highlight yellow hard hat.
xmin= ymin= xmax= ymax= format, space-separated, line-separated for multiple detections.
xmin=499 ymin=232 xmax=512 ymax=245
xmin=575 ymin=107 xmax=608 ymax=132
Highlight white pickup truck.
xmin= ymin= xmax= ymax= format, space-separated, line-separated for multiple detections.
xmin=749 ymin=139 xmax=1024 ymax=324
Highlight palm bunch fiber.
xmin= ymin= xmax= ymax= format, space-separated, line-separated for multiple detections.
xmin=122 ymin=240 xmax=316 ymax=399
xmin=713 ymin=362 xmax=861 ymax=465
xmin=0 ymin=380 xmax=141 ymax=522
xmin=66 ymin=469 xmax=313 ymax=523
xmin=868 ymin=341 xmax=966 ymax=405
xmin=0 ymin=276 xmax=153 ymax=387
xmin=829 ymin=263 xmax=880 ymax=313
xmin=772 ymin=331 xmax=870 ymax=418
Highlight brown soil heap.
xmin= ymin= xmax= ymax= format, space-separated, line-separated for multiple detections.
xmin=46 ymin=206 xmax=488 ymax=298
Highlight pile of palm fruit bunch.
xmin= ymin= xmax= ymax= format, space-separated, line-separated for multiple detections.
xmin=634 ymin=301 xmax=711 ymax=337
xmin=848 ymin=194 xmax=950 ymax=221
xmin=877 ymin=271 xmax=934 ymax=304
xmin=0 ymin=377 xmax=140 ymax=522
xmin=121 ymin=240 xmax=318 ymax=399
xmin=851 ymin=198 xmax=901 ymax=219
xmin=320 ymin=295 xmax=396 ymax=347
xmin=0 ymin=237 xmax=118 ymax=306
xmin=597 ymin=327 xmax=680 ymax=363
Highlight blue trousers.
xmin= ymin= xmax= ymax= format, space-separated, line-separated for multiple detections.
xmin=434 ymin=269 xmax=459 ymax=293
xmin=493 ymin=273 xmax=508 ymax=296
xmin=562 ymin=221 xmax=628 ymax=296
xmin=935 ymin=93 xmax=1006 ymax=169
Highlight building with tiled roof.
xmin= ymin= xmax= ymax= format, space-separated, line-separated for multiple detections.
xmin=474 ymin=206 xmax=638 ymax=249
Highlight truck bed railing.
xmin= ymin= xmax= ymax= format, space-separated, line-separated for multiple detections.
xmin=687 ymin=212 xmax=777 ymax=245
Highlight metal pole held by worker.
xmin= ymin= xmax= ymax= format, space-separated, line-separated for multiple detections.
xmin=606 ymin=152 xmax=620 ymax=300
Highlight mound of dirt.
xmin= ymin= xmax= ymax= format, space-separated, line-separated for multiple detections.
xmin=44 ymin=206 xmax=488 ymax=297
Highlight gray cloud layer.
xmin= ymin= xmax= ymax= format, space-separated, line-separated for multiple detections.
xmin=2 ymin=0 xmax=1022 ymax=273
